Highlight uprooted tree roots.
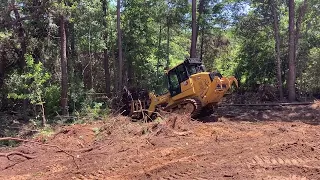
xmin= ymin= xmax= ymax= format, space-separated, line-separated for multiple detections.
xmin=0 ymin=114 xmax=194 ymax=170
xmin=0 ymin=137 xmax=95 ymax=170
xmin=0 ymin=151 xmax=35 ymax=160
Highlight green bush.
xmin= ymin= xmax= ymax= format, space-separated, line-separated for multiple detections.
xmin=297 ymin=47 xmax=320 ymax=95
xmin=6 ymin=55 xmax=51 ymax=126
xmin=80 ymin=101 xmax=110 ymax=119
xmin=44 ymin=85 xmax=61 ymax=120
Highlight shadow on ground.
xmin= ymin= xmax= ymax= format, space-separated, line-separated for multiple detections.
xmin=199 ymin=103 xmax=320 ymax=125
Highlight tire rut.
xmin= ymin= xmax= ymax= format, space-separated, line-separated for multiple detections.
xmin=263 ymin=175 xmax=308 ymax=180
xmin=247 ymin=155 xmax=320 ymax=180
xmin=249 ymin=155 xmax=319 ymax=168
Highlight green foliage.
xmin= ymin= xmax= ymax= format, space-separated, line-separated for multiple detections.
xmin=0 ymin=31 xmax=12 ymax=41
xmin=235 ymin=32 xmax=276 ymax=88
xmin=0 ymin=139 xmax=20 ymax=147
xmin=77 ymin=89 xmax=110 ymax=119
xmin=298 ymin=47 xmax=320 ymax=94
xmin=44 ymin=85 xmax=61 ymax=118
xmin=70 ymin=80 xmax=86 ymax=113
xmin=214 ymin=42 xmax=240 ymax=76
xmin=7 ymin=55 xmax=50 ymax=104
xmin=74 ymin=0 xmax=105 ymax=52
xmin=5 ymin=71 xmax=24 ymax=99
xmin=223 ymin=1 xmax=280 ymax=89
xmin=34 ymin=126 xmax=55 ymax=142
xmin=6 ymin=55 xmax=51 ymax=124
xmin=81 ymin=101 xmax=110 ymax=119
xmin=2 ymin=0 xmax=320 ymax=125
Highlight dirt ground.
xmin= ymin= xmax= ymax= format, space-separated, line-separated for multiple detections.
xmin=0 ymin=102 xmax=320 ymax=180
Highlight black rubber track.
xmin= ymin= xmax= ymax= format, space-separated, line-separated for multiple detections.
xmin=165 ymin=98 xmax=203 ymax=119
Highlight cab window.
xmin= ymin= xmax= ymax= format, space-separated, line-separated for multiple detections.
xmin=186 ymin=64 xmax=205 ymax=75
xmin=168 ymin=72 xmax=179 ymax=89
xmin=176 ymin=64 xmax=188 ymax=82
xmin=187 ymin=65 xmax=197 ymax=75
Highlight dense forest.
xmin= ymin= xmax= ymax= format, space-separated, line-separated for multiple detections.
xmin=0 ymin=0 xmax=319 ymax=125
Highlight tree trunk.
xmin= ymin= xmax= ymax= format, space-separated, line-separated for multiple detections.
xmin=196 ymin=0 xmax=205 ymax=49
xmin=12 ymin=0 xmax=26 ymax=70
xmin=190 ymin=0 xmax=197 ymax=58
xmin=40 ymin=100 xmax=46 ymax=126
xmin=271 ymin=0 xmax=284 ymax=101
xmin=0 ymin=47 xmax=5 ymax=89
xmin=88 ymin=24 xmax=93 ymax=90
xmin=33 ymin=45 xmax=41 ymax=64
xmin=112 ymin=47 xmax=118 ymax=93
xmin=126 ymin=44 xmax=133 ymax=87
xmin=166 ymin=16 xmax=170 ymax=69
xmin=60 ymin=15 xmax=68 ymax=115
xmin=157 ymin=24 xmax=162 ymax=85
xmin=68 ymin=21 xmax=77 ymax=111
xmin=117 ymin=0 xmax=123 ymax=92
xmin=127 ymin=59 xmax=133 ymax=86
xmin=69 ymin=22 xmax=76 ymax=82
xmin=12 ymin=0 xmax=27 ymax=121
xmin=288 ymin=0 xmax=296 ymax=102
xmin=102 ymin=0 xmax=111 ymax=96
xmin=200 ymin=28 xmax=204 ymax=61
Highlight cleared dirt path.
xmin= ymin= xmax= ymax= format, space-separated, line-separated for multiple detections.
xmin=0 ymin=104 xmax=320 ymax=180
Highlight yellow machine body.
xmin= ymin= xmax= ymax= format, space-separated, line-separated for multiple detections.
xmin=145 ymin=58 xmax=238 ymax=117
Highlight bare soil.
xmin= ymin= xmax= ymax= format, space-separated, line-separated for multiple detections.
xmin=0 ymin=102 xmax=320 ymax=180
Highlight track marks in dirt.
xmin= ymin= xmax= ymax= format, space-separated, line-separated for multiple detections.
xmin=158 ymin=170 xmax=195 ymax=180
xmin=247 ymin=155 xmax=320 ymax=180
xmin=264 ymin=175 xmax=308 ymax=180
xmin=153 ymin=166 xmax=211 ymax=180
xmin=125 ymin=152 xmax=213 ymax=178
xmin=155 ymin=164 xmax=206 ymax=180
xmin=248 ymin=155 xmax=320 ymax=168
xmin=73 ymin=151 xmax=214 ymax=180
xmin=71 ymin=170 xmax=105 ymax=180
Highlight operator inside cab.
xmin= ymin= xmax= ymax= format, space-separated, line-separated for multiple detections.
xmin=167 ymin=58 xmax=205 ymax=96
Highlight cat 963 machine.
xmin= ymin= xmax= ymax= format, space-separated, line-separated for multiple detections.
xmin=122 ymin=58 xmax=238 ymax=119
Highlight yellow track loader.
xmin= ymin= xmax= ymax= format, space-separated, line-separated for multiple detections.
xmin=122 ymin=58 xmax=238 ymax=119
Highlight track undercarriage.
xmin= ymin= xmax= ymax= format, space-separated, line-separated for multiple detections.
xmin=121 ymin=88 xmax=215 ymax=120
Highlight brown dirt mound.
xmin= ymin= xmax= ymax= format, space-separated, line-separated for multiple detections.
xmin=95 ymin=114 xmax=194 ymax=139
xmin=143 ymin=114 xmax=195 ymax=137
xmin=97 ymin=116 xmax=150 ymax=139
xmin=49 ymin=124 xmax=97 ymax=149
xmin=164 ymin=114 xmax=193 ymax=131
xmin=1 ymin=107 xmax=320 ymax=180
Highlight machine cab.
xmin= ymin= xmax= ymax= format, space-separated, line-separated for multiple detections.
xmin=167 ymin=58 xmax=205 ymax=97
